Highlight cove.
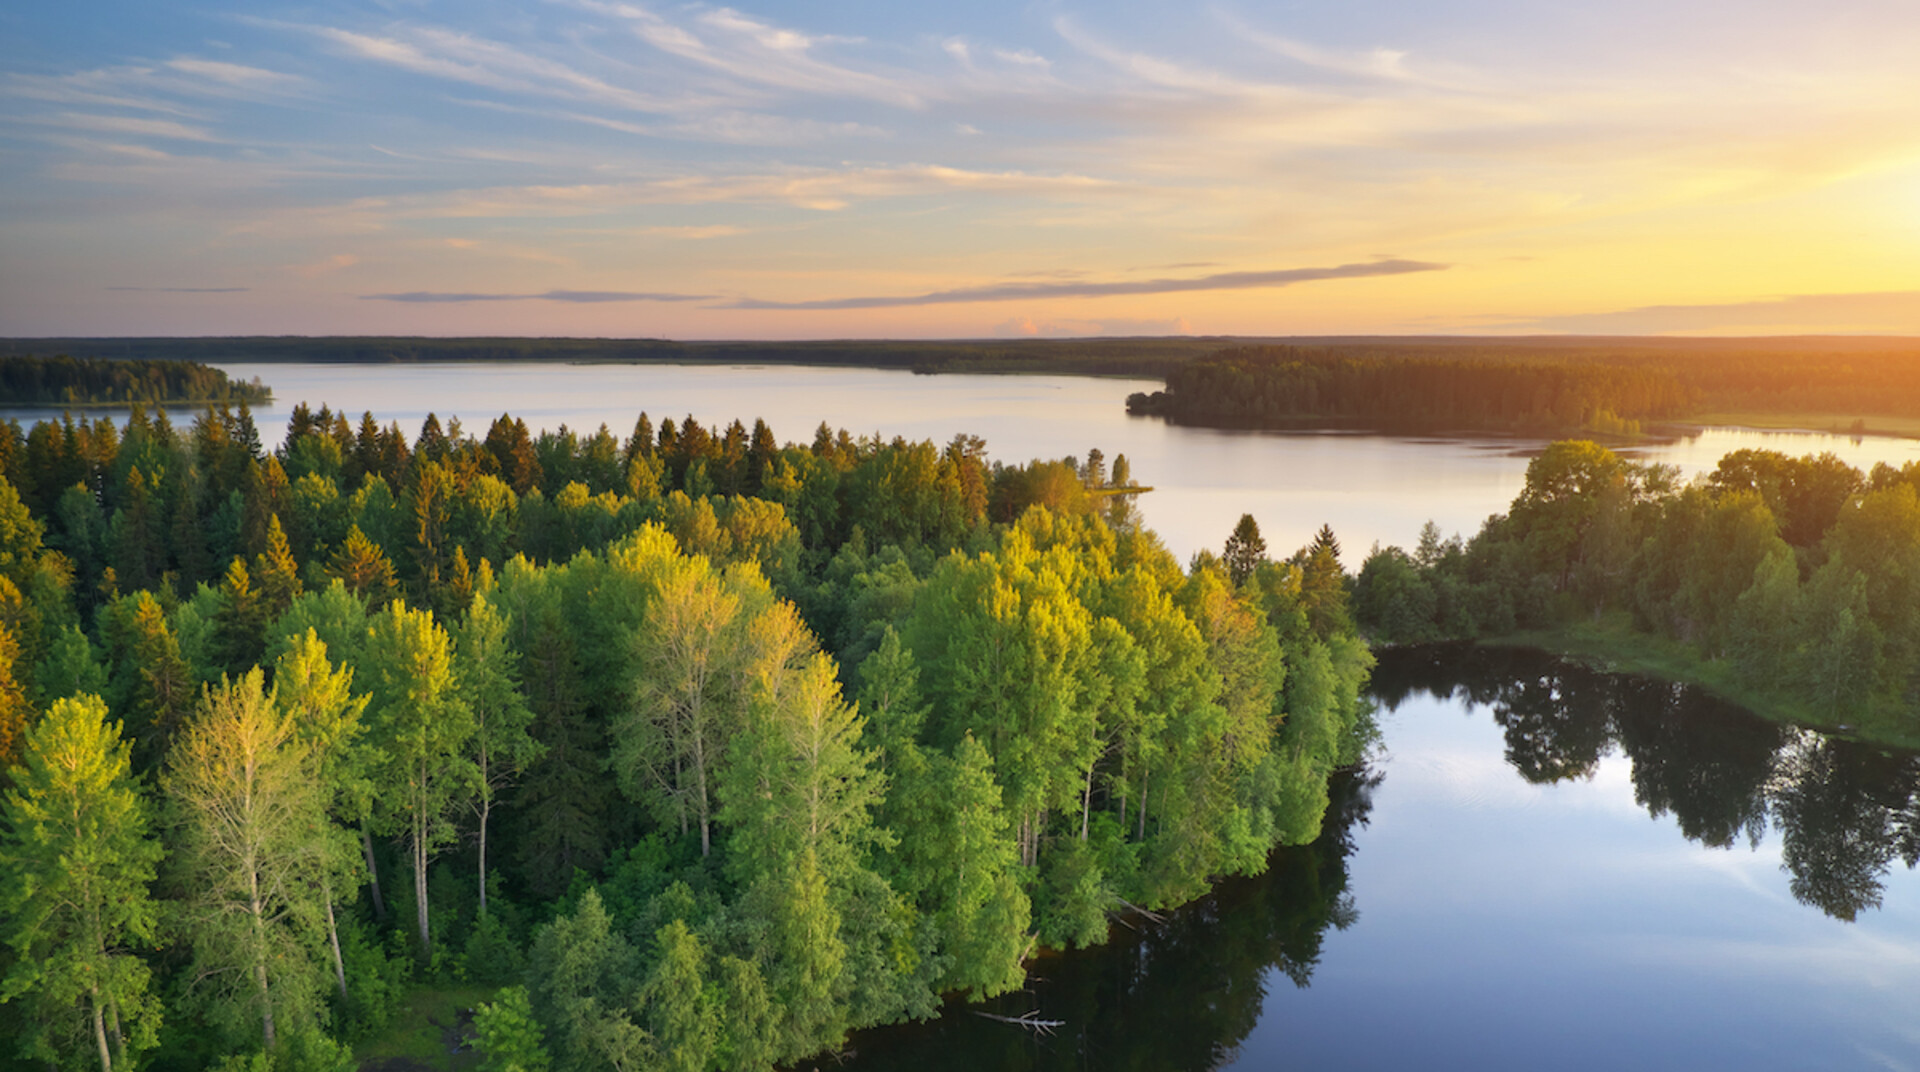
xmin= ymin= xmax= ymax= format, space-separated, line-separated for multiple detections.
xmin=843 ymin=646 xmax=1920 ymax=1071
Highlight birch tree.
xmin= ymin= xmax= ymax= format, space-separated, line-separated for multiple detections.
xmin=164 ymin=671 xmax=332 ymax=1049
xmin=0 ymin=695 xmax=162 ymax=1072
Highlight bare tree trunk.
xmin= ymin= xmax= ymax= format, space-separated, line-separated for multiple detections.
xmin=91 ymin=988 xmax=112 ymax=1072
xmin=1081 ymin=763 xmax=1095 ymax=841
xmin=414 ymin=810 xmax=432 ymax=961
xmin=322 ymin=880 xmax=348 ymax=1001
xmin=361 ymin=827 xmax=387 ymax=918
xmin=478 ymin=793 xmax=491 ymax=916
xmin=1137 ymin=769 xmax=1149 ymax=842
xmin=106 ymin=993 xmax=126 ymax=1072
xmin=251 ymin=870 xmax=276 ymax=1049
xmin=694 ymin=729 xmax=711 ymax=857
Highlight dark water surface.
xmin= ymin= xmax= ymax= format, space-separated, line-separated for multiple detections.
xmin=839 ymin=647 xmax=1920 ymax=1072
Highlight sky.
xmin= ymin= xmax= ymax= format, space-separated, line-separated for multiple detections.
xmin=3 ymin=0 xmax=1919 ymax=339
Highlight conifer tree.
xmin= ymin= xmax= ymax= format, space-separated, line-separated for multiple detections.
xmin=326 ymin=525 xmax=398 ymax=608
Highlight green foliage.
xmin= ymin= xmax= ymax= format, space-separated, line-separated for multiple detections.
xmin=163 ymin=671 xmax=336 ymax=1049
xmin=1357 ymin=438 xmax=1920 ymax=730
xmin=474 ymin=986 xmax=550 ymax=1072
xmin=0 ymin=695 xmax=163 ymax=1071
xmin=0 ymin=401 xmax=1378 ymax=1072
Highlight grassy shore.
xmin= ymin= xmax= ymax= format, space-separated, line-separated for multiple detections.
xmin=1476 ymin=612 xmax=1920 ymax=752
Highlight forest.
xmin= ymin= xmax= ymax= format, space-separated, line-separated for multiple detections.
xmin=0 ymin=356 xmax=271 ymax=408
xmin=1353 ymin=439 xmax=1920 ymax=738
xmin=0 ymin=337 xmax=1238 ymax=379
xmin=1126 ymin=339 xmax=1920 ymax=434
xmin=0 ymin=401 xmax=1371 ymax=1072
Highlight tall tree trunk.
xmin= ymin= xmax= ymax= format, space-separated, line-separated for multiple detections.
xmin=478 ymin=792 xmax=491 ymax=916
xmin=106 ymin=993 xmax=126 ymax=1072
xmin=322 ymin=878 xmax=348 ymax=1001
xmin=414 ymin=807 xmax=432 ymax=961
xmin=695 ymin=730 xmax=711 ymax=857
xmin=91 ymin=987 xmax=112 ymax=1072
xmin=251 ymin=869 xmax=275 ymax=1049
xmin=1081 ymin=763 xmax=1095 ymax=841
xmin=1137 ymin=769 xmax=1149 ymax=842
xmin=361 ymin=827 xmax=387 ymax=918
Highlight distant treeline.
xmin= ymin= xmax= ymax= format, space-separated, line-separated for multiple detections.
xmin=1126 ymin=338 xmax=1920 ymax=434
xmin=0 ymin=336 xmax=1245 ymax=378
xmin=0 ymin=355 xmax=271 ymax=407
xmin=1355 ymin=440 xmax=1920 ymax=737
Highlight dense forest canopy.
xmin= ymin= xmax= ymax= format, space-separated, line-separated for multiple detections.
xmin=1355 ymin=439 xmax=1920 ymax=739
xmin=0 ymin=400 xmax=1371 ymax=1072
xmin=0 ymin=356 xmax=271 ymax=408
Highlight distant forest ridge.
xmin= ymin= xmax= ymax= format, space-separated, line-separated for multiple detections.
xmin=0 ymin=354 xmax=271 ymax=407
xmin=4 ymin=332 xmax=1918 ymax=375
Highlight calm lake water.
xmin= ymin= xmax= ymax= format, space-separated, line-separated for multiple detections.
xmin=845 ymin=647 xmax=1920 ymax=1072
xmin=19 ymin=359 xmax=1920 ymax=563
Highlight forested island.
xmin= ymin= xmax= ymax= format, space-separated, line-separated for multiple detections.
xmin=0 ymin=356 xmax=271 ymax=408
xmin=1125 ymin=339 xmax=1920 ymax=435
xmin=1354 ymin=440 xmax=1920 ymax=743
xmin=0 ymin=402 xmax=1371 ymax=1072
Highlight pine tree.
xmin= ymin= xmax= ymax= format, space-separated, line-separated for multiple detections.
xmin=1222 ymin=513 xmax=1268 ymax=586
xmin=326 ymin=525 xmax=399 ymax=608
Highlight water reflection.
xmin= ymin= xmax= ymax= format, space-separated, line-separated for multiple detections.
xmin=1371 ymin=645 xmax=1920 ymax=922
xmin=841 ymin=771 xmax=1378 ymax=1072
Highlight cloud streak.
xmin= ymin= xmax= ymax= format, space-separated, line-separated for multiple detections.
xmin=107 ymin=286 xmax=249 ymax=293
xmin=727 ymin=259 xmax=1445 ymax=310
xmin=361 ymin=289 xmax=712 ymax=303
xmin=1510 ymin=291 xmax=1920 ymax=334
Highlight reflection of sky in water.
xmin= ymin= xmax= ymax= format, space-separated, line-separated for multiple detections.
xmin=1226 ymin=691 xmax=1920 ymax=1072
xmin=16 ymin=363 xmax=1920 ymax=566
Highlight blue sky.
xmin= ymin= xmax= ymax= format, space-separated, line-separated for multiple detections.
xmin=4 ymin=0 xmax=1919 ymax=337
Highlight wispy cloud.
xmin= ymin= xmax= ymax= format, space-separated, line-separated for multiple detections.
xmin=586 ymin=1 xmax=920 ymax=107
xmin=106 ymin=286 xmax=249 ymax=293
xmin=19 ymin=111 xmax=220 ymax=142
xmin=361 ymin=289 xmax=712 ymax=303
xmin=1507 ymin=291 xmax=1920 ymax=334
xmin=995 ymin=315 xmax=1192 ymax=337
xmin=163 ymin=58 xmax=303 ymax=91
xmin=285 ymin=20 xmax=689 ymax=114
xmin=729 ymin=260 xmax=1444 ymax=310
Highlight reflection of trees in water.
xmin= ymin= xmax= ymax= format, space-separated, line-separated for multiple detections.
xmin=1370 ymin=645 xmax=1920 ymax=922
xmin=1770 ymin=733 xmax=1917 ymax=921
xmin=842 ymin=768 xmax=1378 ymax=1072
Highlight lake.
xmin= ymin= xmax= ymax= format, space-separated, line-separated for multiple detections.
xmin=23 ymin=359 xmax=1920 ymax=565
xmin=844 ymin=646 xmax=1920 ymax=1072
